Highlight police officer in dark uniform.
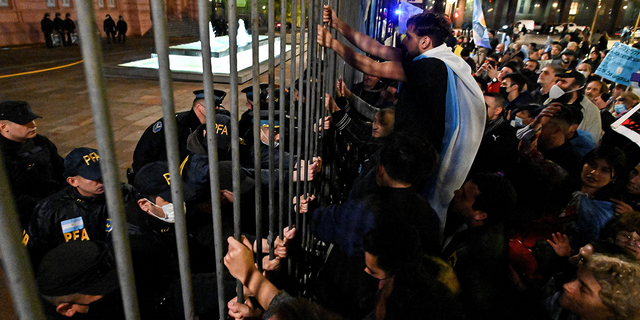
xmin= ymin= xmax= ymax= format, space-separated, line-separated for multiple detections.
xmin=238 ymin=84 xmax=270 ymax=141
xmin=0 ymin=100 xmax=65 ymax=228
xmin=131 ymin=89 xmax=226 ymax=175
xmin=25 ymin=147 xmax=137 ymax=269
xmin=129 ymin=161 xmax=236 ymax=318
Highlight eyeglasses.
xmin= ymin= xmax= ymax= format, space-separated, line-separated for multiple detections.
xmin=616 ymin=231 xmax=640 ymax=248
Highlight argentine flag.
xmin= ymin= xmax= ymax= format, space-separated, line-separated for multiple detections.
xmin=398 ymin=2 xmax=424 ymax=34
xmin=472 ymin=0 xmax=492 ymax=49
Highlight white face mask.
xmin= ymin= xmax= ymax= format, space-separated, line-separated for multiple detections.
xmin=145 ymin=198 xmax=175 ymax=223
xmin=548 ymin=84 xmax=565 ymax=100
xmin=261 ymin=129 xmax=279 ymax=148
xmin=514 ymin=116 xmax=524 ymax=127
xmin=578 ymin=71 xmax=589 ymax=78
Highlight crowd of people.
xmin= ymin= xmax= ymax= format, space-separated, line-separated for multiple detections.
xmin=40 ymin=12 xmax=76 ymax=48
xmin=5 ymin=6 xmax=640 ymax=320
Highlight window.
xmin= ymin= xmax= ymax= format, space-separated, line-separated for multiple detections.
xmin=47 ymin=0 xmax=55 ymax=7
xmin=0 ymin=0 xmax=8 ymax=7
xmin=108 ymin=0 xmax=115 ymax=7
xmin=518 ymin=0 xmax=526 ymax=14
xmin=569 ymin=2 xmax=579 ymax=15
xmin=62 ymin=0 xmax=70 ymax=7
xmin=98 ymin=0 xmax=104 ymax=7
xmin=529 ymin=1 xmax=536 ymax=13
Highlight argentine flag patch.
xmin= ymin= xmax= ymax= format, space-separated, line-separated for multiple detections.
xmin=61 ymin=217 xmax=84 ymax=233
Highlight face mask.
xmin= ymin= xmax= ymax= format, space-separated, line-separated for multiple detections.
xmin=521 ymin=69 xmax=534 ymax=77
xmin=145 ymin=198 xmax=176 ymax=223
xmin=615 ymin=103 xmax=627 ymax=114
xmin=514 ymin=116 xmax=524 ymax=127
xmin=562 ymin=59 xmax=570 ymax=64
xmin=578 ymin=71 xmax=589 ymax=78
xmin=499 ymin=86 xmax=509 ymax=99
xmin=73 ymin=291 xmax=125 ymax=320
xmin=261 ymin=130 xmax=280 ymax=148
xmin=548 ymin=84 xmax=565 ymax=100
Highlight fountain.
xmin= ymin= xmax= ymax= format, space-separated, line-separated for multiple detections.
xmin=111 ymin=19 xmax=294 ymax=83
xmin=168 ymin=19 xmax=269 ymax=58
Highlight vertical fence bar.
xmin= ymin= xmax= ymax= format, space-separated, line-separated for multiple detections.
xmin=227 ymin=0 xmax=245 ymax=303
xmin=251 ymin=0 xmax=264 ymax=273
xmin=308 ymin=0 xmax=317 ymax=160
xmin=278 ymin=0 xmax=287 ymax=241
xmin=295 ymin=0 xmax=306 ymax=281
xmin=314 ymin=0 xmax=323 ymax=159
xmin=0 ymin=156 xmax=45 ymax=319
xmin=197 ymin=0 xmax=227 ymax=318
xmin=74 ymin=2 xmax=140 ymax=319
xmin=267 ymin=0 xmax=277 ymax=261
xmin=287 ymin=0 xmax=298 ymax=276
xmin=149 ymin=2 xmax=195 ymax=319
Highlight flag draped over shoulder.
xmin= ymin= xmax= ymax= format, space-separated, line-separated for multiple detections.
xmin=398 ymin=2 xmax=424 ymax=34
xmin=472 ymin=0 xmax=492 ymax=49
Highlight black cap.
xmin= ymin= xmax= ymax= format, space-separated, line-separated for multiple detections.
xmin=190 ymin=113 xmax=232 ymax=153
xmin=556 ymin=69 xmax=586 ymax=87
xmin=561 ymin=49 xmax=576 ymax=56
xmin=63 ymin=147 xmax=102 ymax=180
xmin=192 ymin=89 xmax=227 ymax=107
xmin=241 ymin=84 xmax=269 ymax=103
xmin=0 ymin=100 xmax=41 ymax=125
xmin=218 ymin=161 xmax=254 ymax=194
xmin=37 ymin=241 xmax=119 ymax=297
xmin=134 ymin=161 xmax=195 ymax=202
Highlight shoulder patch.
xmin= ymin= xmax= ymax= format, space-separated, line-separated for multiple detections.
xmin=152 ymin=121 xmax=163 ymax=133
xmin=105 ymin=218 xmax=113 ymax=232
xmin=61 ymin=217 xmax=84 ymax=233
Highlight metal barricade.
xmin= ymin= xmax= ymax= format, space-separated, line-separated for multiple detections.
xmin=0 ymin=0 xmax=361 ymax=318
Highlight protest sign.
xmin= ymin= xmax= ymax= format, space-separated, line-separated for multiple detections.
xmin=595 ymin=42 xmax=640 ymax=86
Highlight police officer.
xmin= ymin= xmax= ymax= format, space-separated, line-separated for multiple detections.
xmin=25 ymin=147 xmax=137 ymax=269
xmin=36 ymin=241 xmax=125 ymax=319
xmin=129 ymin=161 xmax=235 ymax=317
xmin=132 ymin=89 xmax=227 ymax=174
xmin=238 ymin=84 xmax=270 ymax=141
xmin=0 ymin=100 xmax=65 ymax=228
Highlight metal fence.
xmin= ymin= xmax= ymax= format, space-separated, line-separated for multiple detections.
xmin=0 ymin=0 xmax=359 ymax=318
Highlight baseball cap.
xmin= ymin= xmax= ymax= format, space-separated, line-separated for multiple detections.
xmin=37 ymin=241 xmax=119 ymax=296
xmin=64 ymin=147 xmax=102 ymax=180
xmin=561 ymin=49 xmax=576 ymax=56
xmin=134 ymin=161 xmax=196 ymax=202
xmin=0 ymin=100 xmax=41 ymax=125
xmin=555 ymin=69 xmax=586 ymax=87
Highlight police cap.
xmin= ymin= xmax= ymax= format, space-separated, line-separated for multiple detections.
xmin=37 ymin=241 xmax=119 ymax=297
xmin=0 ymin=100 xmax=41 ymax=125
xmin=248 ymin=110 xmax=281 ymax=128
xmin=241 ymin=84 xmax=270 ymax=104
xmin=134 ymin=161 xmax=196 ymax=202
xmin=63 ymin=147 xmax=102 ymax=180
xmin=192 ymin=89 xmax=227 ymax=107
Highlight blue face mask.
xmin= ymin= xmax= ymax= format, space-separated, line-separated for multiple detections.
xmin=615 ymin=104 xmax=627 ymax=114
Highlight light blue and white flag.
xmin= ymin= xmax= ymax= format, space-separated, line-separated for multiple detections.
xmin=398 ymin=2 xmax=424 ymax=34
xmin=472 ymin=0 xmax=492 ymax=49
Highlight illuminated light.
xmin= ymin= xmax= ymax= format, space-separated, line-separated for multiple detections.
xmin=534 ymin=3 xmax=540 ymax=7
xmin=454 ymin=11 xmax=459 ymax=18
xmin=487 ymin=8 xmax=494 ymax=12
xmin=552 ymin=2 xmax=558 ymax=8
xmin=395 ymin=9 xmax=401 ymax=15
xmin=262 ymin=5 xmax=266 ymax=9
xmin=623 ymin=5 xmax=628 ymax=9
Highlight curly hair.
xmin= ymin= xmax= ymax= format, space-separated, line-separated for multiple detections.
xmin=586 ymin=254 xmax=640 ymax=320
xmin=601 ymin=211 xmax=640 ymax=241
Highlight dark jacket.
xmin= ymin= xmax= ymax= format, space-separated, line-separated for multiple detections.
xmin=103 ymin=16 xmax=116 ymax=33
xmin=468 ymin=117 xmax=518 ymax=176
xmin=117 ymin=20 xmax=128 ymax=34
xmin=132 ymin=109 xmax=202 ymax=173
xmin=0 ymin=134 xmax=64 ymax=227
xmin=26 ymin=184 xmax=138 ymax=268
xmin=41 ymin=17 xmax=54 ymax=33
xmin=64 ymin=18 xmax=76 ymax=32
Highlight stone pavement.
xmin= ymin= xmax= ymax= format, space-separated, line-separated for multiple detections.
xmin=0 ymin=35 xmax=293 ymax=181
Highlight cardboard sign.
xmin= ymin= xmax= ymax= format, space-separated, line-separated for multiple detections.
xmin=595 ymin=42 xmax=640 ymax=86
